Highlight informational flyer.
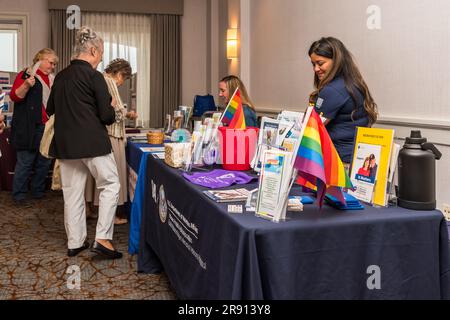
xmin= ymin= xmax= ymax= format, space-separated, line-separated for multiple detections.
xmin=348 ymin=143 xmax=381 ymax=203
xmin=256 ymin=150 xmax=292 ymax=222
xmin=349 ymin=127 xmax=394 ymax=206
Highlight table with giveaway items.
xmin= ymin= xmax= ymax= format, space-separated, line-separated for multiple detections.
xmin=133 ymin=149 xmax=450 ymax=300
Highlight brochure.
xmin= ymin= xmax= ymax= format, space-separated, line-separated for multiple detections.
xmin=203 ymin=188 xmax=251 ymax=203
xmin=256 ymin=149 xmax=292 ymax=222
xmin=140 ymin=147 xmax=165 ymax=153
xmin=349 ymin=127 xmax=394 ymax=206
xmin=259 ymin=117 xmax=280 ymax=147
xmin=277 ymin=110 xmax=304 ymax=123
xmin=253 ymin=116 xmax=299 ymax=172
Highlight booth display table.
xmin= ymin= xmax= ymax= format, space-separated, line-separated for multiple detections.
xmin=136 ymin=155 xmax=450 ymax=300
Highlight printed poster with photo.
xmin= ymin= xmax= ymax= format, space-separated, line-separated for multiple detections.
xmin=348 ymin=143 xmax=382 ymax=203
xmin=252 ymin=117 xmax=280 ymax=172
xmin=349 ymin=127 xmax=394 ymax=206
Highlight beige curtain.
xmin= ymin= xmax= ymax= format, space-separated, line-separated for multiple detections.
xmin=49 ymin=10 xmax=76 ymax=73
xmin=149 ymin=15 xmax=180 ymax=128
xmin=83 ymin=12 xmax=151 ymax=126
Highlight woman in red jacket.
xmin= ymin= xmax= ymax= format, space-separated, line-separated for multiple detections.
xmin=357 ymin=157 xmax=371 ymax=177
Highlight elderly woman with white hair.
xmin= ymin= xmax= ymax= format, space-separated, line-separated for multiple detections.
xmin=46 ymin=26 xmax=122 ymax=259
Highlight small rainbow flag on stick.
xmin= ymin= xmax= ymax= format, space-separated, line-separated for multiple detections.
xmin=220 ymin=87 xmax=246 ymax=129
xmin=294 ymin=108 xmax=353 ymax=207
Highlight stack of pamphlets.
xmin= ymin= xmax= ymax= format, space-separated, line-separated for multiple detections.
xmin=325 ymin=193 xmax=364 ymax=210
xmin=289 ymin=195 xmax=315 ymax=204
xmin=203 ymin=188 xmax=251 ymax=203
xmin=256 ymin=149 xmax=293 ymax=222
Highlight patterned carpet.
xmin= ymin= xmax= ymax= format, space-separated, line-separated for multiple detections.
xmin=0 ymin=190 xmax=177 ymax=300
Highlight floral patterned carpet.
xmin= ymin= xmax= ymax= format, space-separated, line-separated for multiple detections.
xmin=0 ymin=190 xmax=176 ymax=300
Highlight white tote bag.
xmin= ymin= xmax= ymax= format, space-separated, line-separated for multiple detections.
xmin=39 ymin=114 xmax=54 ymax=159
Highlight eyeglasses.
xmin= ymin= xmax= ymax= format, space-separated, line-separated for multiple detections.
xmin=45 ymin=59 xmax=58 ymax=66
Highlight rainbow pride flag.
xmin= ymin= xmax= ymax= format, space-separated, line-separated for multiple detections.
xmin=221 ymin=88 xmax=246 ymax=129
xmin=294 ymin=108 xmax=353 ymax=207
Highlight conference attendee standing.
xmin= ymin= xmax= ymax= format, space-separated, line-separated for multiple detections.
xmin=85 ymin=58 xmax=138 ymax=225
xmin=218 ymin=75 xmax=258 ymax=127
xmin=308 ymin=37 xmax=378 ymax=165
xmin=46 ymin=26 xmax=122 ymax=259
xmin=9 ymin=48 xmax=59 ymax=206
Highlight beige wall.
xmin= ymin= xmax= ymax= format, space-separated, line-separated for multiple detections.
xmin=243 ymin=0 xmax=450 ymax=209
xmin=248 ymin=0 xmax=450 ymax=123
xmin=181 ymin=0 xmax=229 ymax=108
xmin=0 ymin=0 xmax=49 ymax=67
xmin=181 ymin=0 xmax=208 ymax=106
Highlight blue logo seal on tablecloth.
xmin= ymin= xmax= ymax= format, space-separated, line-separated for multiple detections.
xmin=159 ymin=185 xmax=168 ymax=224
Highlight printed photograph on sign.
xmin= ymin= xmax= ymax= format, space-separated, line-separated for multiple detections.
xmin=349 ymin=143 xmax=381 ymax=203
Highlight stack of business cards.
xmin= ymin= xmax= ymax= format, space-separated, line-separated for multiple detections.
xmin=325 ymin=192 xmax=364 ymax=210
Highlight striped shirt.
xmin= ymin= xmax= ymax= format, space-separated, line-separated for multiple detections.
xmin=103 ymin=74 xmax=127 ymax=139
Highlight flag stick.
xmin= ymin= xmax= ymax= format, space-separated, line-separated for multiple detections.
xmin=219 ymin=86 xmax=239 ymax=124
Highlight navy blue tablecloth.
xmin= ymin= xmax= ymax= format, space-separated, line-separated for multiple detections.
xmin=138 ymin=155 xmax=450 ymax=300
xmin=126 ymin=141 xmax=165 ymax=254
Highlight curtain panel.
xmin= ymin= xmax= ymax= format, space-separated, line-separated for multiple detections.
xmin=49 ymin=10 xmax=180 ymax=128
xmin=83 ymin=12 xmax=151 ymax=125
xmin=149 ymin=14 xmax=180 ymax=128
xmin=49 ymin=10 xmax=76 ymax=73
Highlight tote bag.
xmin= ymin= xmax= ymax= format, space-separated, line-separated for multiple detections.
xmin=39 ymin=115 xmax=54 ymax=159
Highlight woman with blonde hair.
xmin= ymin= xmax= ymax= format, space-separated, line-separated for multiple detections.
xmin=309 ymin=37 xmax=378 ymax=164
xmin=218 ymin=75 xmax=258 ymax=127
xmin=9 ymin=48 xmax=58 ymax=206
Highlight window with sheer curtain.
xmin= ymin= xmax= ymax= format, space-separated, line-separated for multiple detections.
xmin=83 ymin=12 xmax=151 ymax=125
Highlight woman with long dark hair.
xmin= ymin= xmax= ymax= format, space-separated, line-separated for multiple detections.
xmin=308 ymin=37 xmax=378 ymax=164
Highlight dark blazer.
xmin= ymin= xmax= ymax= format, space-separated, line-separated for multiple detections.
xmin=46 ymin=59 xmax=115 ymax=159
xmin=10 ymin=71 xmax=43 ymax=151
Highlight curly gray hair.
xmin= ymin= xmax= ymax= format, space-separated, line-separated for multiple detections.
xmin=72 ymin=26 xmax=103 ymax=59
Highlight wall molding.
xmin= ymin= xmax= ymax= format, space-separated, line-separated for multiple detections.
xmin=255 ymin=106 xmax=450 ymax=132
xmin=377 ymin=115 xmax=450 ymax=131
xmin=48 ymin=0 xmax=183 ymax=15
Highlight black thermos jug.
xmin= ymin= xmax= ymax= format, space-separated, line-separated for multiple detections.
xmin=398 ymin=130 xmax=442 ymax=210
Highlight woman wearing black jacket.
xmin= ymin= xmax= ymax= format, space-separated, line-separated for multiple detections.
xmin=47 ymin=26 xmax=122 ymax=259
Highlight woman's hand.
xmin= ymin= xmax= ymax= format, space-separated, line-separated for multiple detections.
xmin=126 ymin=110 xmax=138 ymax=120
xmin=111 ymin=97 xmax=117 ymax=107
xmin=15 ymin=75 xmax=36 ymax=99
xmin=25 ymin=76 xmax=36 ymax=88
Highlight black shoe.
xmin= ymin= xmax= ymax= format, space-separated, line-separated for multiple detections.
xmin=86 ymin=212 xmax=98 ymax=220
xmin=31 ymin=193 xmax=45 ymax=200
xmin=67 ymin=240 xmax=90 ymax=257
xmin=91 ymin=241 xmax=123 ymax=259
xmin=13 ymin=199 xmax=33 ymax=208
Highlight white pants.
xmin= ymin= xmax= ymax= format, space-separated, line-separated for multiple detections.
xmin=59 ymin=153 xmax=120 ymax=249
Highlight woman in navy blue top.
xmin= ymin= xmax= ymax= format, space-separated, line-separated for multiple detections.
xmin=219 ymin=75 xmax=258 ymax=127
xmin=308 ymin=37 xmax=378 ymax=164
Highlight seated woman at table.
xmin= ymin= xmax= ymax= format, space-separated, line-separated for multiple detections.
xmin=219 ymin=75 xmax=258 ymax=127
xmin=308 ymin=37 xmax=378 ymax=165
xmin=85 ymin=58 xmax=138 ymax=225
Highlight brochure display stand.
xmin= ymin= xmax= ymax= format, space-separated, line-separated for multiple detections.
xmin=348 ymin=127 xmax=395 ymax=207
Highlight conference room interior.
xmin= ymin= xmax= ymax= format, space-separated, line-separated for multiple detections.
xmin=0 ymin=0 xmax=449 ymax=301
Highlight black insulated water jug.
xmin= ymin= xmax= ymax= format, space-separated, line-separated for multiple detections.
xmin=398 ymin=130 xmax=442 ymax=210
